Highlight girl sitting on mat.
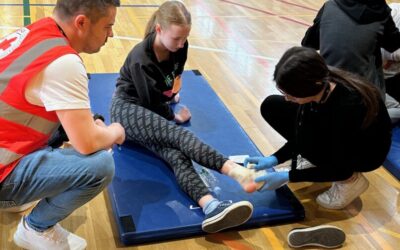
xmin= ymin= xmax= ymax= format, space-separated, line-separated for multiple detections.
xmin=245 ymin=47 xmax=392 ymax=210
xmin=110 ymin=1 xmax=260 ymax=233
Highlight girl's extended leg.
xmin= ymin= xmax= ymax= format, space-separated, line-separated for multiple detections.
xmin=156 ymin=147 xmax=253 ymax=233
xmin=110 ymin=97 xmax=258 ymax=192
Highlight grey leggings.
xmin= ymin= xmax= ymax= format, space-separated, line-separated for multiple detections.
xmin=110 ymin=96 xmax=227 ymax=202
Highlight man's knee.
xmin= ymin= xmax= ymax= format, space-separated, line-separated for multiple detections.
xmin=86 ymin=150 xmax=115 ymax=184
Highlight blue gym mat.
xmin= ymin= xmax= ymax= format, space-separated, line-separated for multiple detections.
xmin=88 ymin=71 xmax=305 ymax=245
xmin=384 ymin=126 xmax=400 ymax=180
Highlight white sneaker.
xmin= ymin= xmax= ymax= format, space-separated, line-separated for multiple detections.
xmin=14 ymin=217 xmax=87 ymax=250
xmin=202 ymin=200 xmax=253 ymax=233
xmin=0 ymin=200 xmax=39 ymax=213
xmin=316 ymin=173 xmax=369 ymax=209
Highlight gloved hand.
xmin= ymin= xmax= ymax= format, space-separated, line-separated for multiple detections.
xmin=255 ymin=171 xmax=289 ymax=191
xmin=244 ymin=155 xmax=278 ymax=170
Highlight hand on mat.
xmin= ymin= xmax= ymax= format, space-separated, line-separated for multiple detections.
xmin=255 ymin=172 xmax=289 ymax=191
xmin=174 ymin=106 xmax=191 ymax=124
xmin=110 ymin=123 xmax=126 ymax=145
xmin=244 ymin=156 xmax=278 ymax=170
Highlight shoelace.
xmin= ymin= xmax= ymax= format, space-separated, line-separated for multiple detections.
xmin=219 ymin=201 xmax=233 ymax=208
xmin=325 ymin=183 xmax=340 ymax=200
xmin=40 ymin=224 xmax=68 ymax=244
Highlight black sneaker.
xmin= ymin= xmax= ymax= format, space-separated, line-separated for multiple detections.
xmin=202 ymin=200 xmax=253 ymax=233
xmin=287 ymin=225 xmax=346 ymax=248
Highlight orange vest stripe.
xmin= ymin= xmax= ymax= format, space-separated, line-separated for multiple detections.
xmin=0 ymin=100 xmax=58 ymax=134
xmin=0 ymin=148 xmax=22 ymax=166
xmin=0 ymin=17 xmax=79 ymax=182
xmin=0 ymin=37 xmax=68 ymax=92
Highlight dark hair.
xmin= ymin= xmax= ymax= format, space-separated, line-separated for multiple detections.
xmin=274 ymin=46 xmax=328 ymax=97
xmin=274 ymin=46 xmax=381 ymax=127
xmin=54 ymin=0 xmax=120 ymax=23
xmin=144 ymin=1 xmax=191 ymax=38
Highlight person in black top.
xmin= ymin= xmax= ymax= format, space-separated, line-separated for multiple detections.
xmin=301 ymin=0 xmax=400 ymax=123
xmin=114 ymin=7 xmax=190 ymax=123
xmin=245 ymin=47 xmax=392 ymax=210
xmin=111 ymin=1 xmax=259 ymax=233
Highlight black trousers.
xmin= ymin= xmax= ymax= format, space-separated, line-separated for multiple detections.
xmin=386 ymin=73 xmax=400 ymax=103
xmin=110 ymin=96 xmax=227 ymax=202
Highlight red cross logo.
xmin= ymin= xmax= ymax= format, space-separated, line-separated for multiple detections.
xmin=0 ymin=37 xmax=17 ymax=50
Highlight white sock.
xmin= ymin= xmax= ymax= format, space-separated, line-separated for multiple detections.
xmin=228 ymin=166 xmax=265 ymax=190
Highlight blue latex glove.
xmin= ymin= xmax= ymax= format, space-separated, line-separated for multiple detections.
xmin=255 ymin=172 xmax=289 ymax=191
xmin=244 ymin=155 xmax=278 ymax=170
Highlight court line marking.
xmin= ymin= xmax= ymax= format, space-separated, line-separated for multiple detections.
xmin=275 ymin=0 xmax=318 ymax=12
xmin=23 ymin=0 xmax=30 ymax=25
xmin=114 ymin=35 xmax=279 ymax=62
xmin=0 ymin=3 xmax=159 ymax=7
xmin=219 ymin=0 xmax=312 ymax=27
xmin=0 ymin=28 xmax=280 ymax=62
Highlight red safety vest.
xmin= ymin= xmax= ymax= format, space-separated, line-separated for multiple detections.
xmin=0 ymin=17 xmax=78 ymax=182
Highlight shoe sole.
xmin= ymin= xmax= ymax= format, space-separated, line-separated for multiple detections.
xmin=13 ymin=230 xmax=31 ymax=249
xmin=287 ymin=225 xmax=346 ymax=248
xmin=317 ymin=177 xmax=369 ymax=210
xmin=202 ymin=201 xmax=253 ymax=233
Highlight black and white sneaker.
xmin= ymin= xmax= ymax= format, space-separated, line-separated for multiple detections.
xmin=202 ymin=200 xmax=253 ymax=233
xmin=287 ymin=225 xmax=346 ymax=248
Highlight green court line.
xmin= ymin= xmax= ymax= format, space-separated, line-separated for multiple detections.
xmin=23 ymin=0 xmax=31 ymax=25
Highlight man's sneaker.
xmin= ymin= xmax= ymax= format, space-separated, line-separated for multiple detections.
xmin=13 ymin=216 xmax=87 ymax=250
xmin=316 ymin=172 xmax=369 ymax=209
xmin=287 ymin=225 xmax=346 ymax=248
xmin=0 ymin=200 xmax=39 ymax=213
xmin=202 ymin=200 xmax=253 ymax=233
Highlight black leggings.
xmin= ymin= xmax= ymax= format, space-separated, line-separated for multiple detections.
xmin=110 ymin=96 xmax=227 ymax=202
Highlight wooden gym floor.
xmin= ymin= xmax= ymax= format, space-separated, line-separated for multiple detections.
xmin=0 ymin=0 xmax=399 ymax=249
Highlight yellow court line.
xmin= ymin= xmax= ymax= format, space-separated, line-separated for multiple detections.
xmin=350 ymin=211 xmax=396 ymax=250
xmin=261 ymin=228 xmax=284 ymax=250
xmin=207 ymin=234 xmax=253 ymax=250
xmin=379 ymin=228 xmax=400 ymax=239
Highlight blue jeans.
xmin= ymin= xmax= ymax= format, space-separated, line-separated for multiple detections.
xmin=0 ymin=146 xmax=115 ymax=231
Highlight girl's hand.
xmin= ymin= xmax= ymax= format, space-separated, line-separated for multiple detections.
xmin=174 ymin=106 xmax=191 ymax=124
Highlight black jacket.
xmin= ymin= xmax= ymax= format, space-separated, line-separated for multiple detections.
xmin=301 ymin=0 xmax=400 ymax=98
xmin=273 ymin=83 xmax=392 ymax=182
xmin=115 ymin=32 xmax=188 ymax=120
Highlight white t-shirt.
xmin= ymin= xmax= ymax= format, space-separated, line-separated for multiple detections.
xmin=25 ymin=54 xmax=90 ymax=111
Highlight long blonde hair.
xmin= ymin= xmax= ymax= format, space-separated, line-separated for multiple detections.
xmin=144 ymin=1 xmax=191 ymax=38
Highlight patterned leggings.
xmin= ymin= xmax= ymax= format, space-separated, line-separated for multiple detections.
xmin=110 ymin=96 xmax=228 ymax=202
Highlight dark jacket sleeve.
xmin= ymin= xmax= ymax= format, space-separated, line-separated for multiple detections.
xmin=380 ymin=16 xmax=400 ymax=53
xmin=301 ymin=4 xmax=325 ymax=49
xmin=288 ymin=104 xmax=364 ymax=182
xmin=273 ymin=142 xmax=294 ymax=164
xmin=133 ymin=63 xmax=175 ymax=120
